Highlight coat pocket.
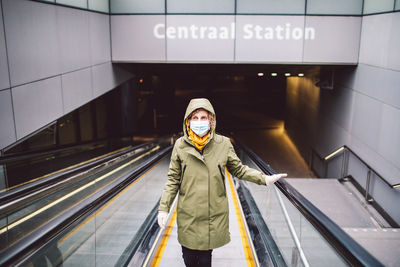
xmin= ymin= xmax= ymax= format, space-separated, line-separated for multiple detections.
xmin=218 ymin=164 xmax=226 ymax=196
xmin=179 ymin=164 xmax=187 ymax=195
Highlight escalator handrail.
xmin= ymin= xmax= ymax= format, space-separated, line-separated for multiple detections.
xmin=0 ymin=145 xmax=173 ymax=267
xmin=0 ymin=141 xmax=156 ymax=208
xmin=235 ymin=140 xmax=384 ymax=267
xmin=0 ymin=138 xmax=114 ymax=164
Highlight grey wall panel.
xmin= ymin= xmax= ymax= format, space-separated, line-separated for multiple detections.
xmin=57 ymin=6 xmax=91 ymax=73
xmin=12 ymin=76 xmax=63 ymax=139
xmin=315 ymin=115 xmax=351 ymax=156
xmin=56 ymin=0 xmax=87 ymax=9
xmin=89 ymin=12 xmax=111 ymax=65
xmin=378 ymin=104 xmax=400 ymax=170
xmin=387 ymin=12 xmax=400 ymax=71
xmin=306 ymin=0 xmax=363 ymax=15
xmin=61 ymin=68 xmax=93 ymax=114
xmin=323 ymin=86 xmax=355 ymax=132
xmin=350 ymin=133 xmax=400 ymax=186
xmin=92 ymin=63 xmax=114 ymax=98
xmin=303 ymin=16 xmax=361 ymax=63
xmin=0 ymin=4 xmax=10 ymax=90
xmin=351 ymin=92 xmax=382 ymax=151
xmin=111 ymin=0 xmax=164 ymax=13
xmin=359 ymin=13 xmax=391 ymax=68
xmin=166 ymin=15 xmax=234 ymax=62
xmin=0 ymin=89 xmax=16 ymax=149
xmin=237 ymin=0 xmax=305 ymax=14
xmin=88 ymin=0 xmax=109 ymax=13
xmin=167 ymin=0 xmax=234 ymax=14
xmin=92 ymin=63 xmax=133 ymax=98
xmin=363 ymin=0 xmax=395 ymax=14
xmin=235 ymin=16 xmax=304 ymax=63
xmin=3 ymin=0 xmax=60 ymax=86
xmin=354 ymin=64 xmax=400 ymax=109
xmin=111 ymin=15 xmax=166 ymax=62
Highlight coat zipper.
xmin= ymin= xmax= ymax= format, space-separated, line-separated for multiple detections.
xmin=183 ymin=140 xmax=206 ymax=161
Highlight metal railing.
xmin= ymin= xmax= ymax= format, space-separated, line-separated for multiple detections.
xmin=310 ymin=145 xmax=400 ymax=204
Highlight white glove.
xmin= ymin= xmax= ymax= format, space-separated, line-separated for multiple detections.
xmin=264 ymin=173 xmax=287 ymax=186
xmin=157 ymin=211 xmax=168 ymax=229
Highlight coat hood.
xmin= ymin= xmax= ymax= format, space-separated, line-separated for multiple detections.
xmin=183 ymin=98 xmax=216 ymax=141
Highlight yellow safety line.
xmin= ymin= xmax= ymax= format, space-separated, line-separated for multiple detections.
xmin=57 ymin=161 xmax=161 ymax=246
xmin=0 ymin=145 xmax=132 ymax=193
xmin=226 ymin=170 xmax=256 ymax=267
xmin=150 ymin=207 xmax=177 ymax=267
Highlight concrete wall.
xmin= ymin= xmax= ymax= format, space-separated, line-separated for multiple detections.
xmin=285 ymin=12 xmax=400 ymax=224
xmin=0 ymin=0 xmax=133 ymax=150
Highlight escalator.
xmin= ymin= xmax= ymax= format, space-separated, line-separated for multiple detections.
xmin=0 ymin=135 xmax=383 ymax=266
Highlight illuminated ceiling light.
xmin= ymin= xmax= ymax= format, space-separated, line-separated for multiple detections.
xmin=257 ymin=72 xmax=264 ymax=77
xmin=271 ymin=73 xmax=278 ymax=77
xmin=298 ymin=73 xmax=304 ymax=77
xmin=139 ymin=78 xmax=144 ymax=83
xmin=285 ymin=73 xmax=291 ymax=77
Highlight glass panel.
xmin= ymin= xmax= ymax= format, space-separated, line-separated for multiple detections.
xmin=88 ymin=0 xmax=109 ymax=13
xmin=56 ymin=0 xmax=88 ymax=9
xmin=35 ymin=217 xmax=96 ymax=266
xmin=363 ymin=0 xmax=394 ymax=14
xmin=239 ymin=155 xmax=348 ymax=266
xmin=111 ymin=0 xmax=165 ymax=13
xmin=237 ymin=0 xmax=305 ymax=14
xmin=15 ymin=147 xmax=170 ymax=266
xmin=167 ymin=0 xmax=235 ymax=14
xmin=307 ymin=0 xmax=363 ymax=15
xmin=0 ymin=144 xmax=164 ymax=250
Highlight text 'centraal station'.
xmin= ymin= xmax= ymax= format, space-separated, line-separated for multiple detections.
xmin=154 ymin=23 xmax=316 ymax=40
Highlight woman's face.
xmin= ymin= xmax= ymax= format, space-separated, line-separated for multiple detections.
xmin=190 ymin=109 xmax=209 ymax=121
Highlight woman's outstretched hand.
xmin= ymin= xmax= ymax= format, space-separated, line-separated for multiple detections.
xmin=264 ymin=173 xmax=287 ymax=186
xmin=158 ymin=211 xmax=168 ymax=229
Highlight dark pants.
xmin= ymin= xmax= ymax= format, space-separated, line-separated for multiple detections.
xmin=182 ymin=246 xmax=212 ymax=267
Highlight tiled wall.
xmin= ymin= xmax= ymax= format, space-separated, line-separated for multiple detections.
xmin=285 ymin=11 xmax=400 ymax=224
xmin=0 ymin=0 xmax=133 ymax=150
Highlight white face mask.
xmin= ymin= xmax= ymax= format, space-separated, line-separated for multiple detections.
xmin=190 ymin=120 xmax=210 ymax=137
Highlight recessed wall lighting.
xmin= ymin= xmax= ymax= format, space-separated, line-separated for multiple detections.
xmin=271 ymin=73 xmax=278 ymax=77
xmin=285 ymin=73 xmax=291 ymax=77
xmin=257 ymin=72 xmax=264 ymax=77
xmin=298 ymin=73 xmax=304 ymax=77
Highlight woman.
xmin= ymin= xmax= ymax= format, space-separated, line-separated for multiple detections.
xmin=158 ymin=98 xmax=287 ymax=267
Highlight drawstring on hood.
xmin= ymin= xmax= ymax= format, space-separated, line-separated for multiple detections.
xmin=183 ymin=98 xmax=216 ymax=152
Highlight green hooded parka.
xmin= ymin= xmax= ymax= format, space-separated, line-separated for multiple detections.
xmin=159 ymin=98 xmax=266 ymax=250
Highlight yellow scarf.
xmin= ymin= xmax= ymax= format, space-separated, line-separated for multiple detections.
xmin=186 ymin=119 xmax=211 ymax=151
